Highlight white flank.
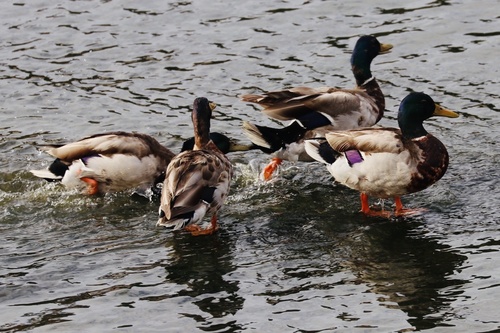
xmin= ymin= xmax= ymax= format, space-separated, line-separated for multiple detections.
xmin=329 ymin=151 xmax=413 ymax=198
xmin=59 ymin=154 xmax=161 ymax=192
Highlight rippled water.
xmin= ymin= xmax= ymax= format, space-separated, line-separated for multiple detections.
xmin=1 ymin=0 xmax=500 ymax=332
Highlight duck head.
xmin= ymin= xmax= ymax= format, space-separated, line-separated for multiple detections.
xmin=398 ymin=92 xmax=459 ymax=139
xmin=351 ymin=35 xmax=393 ymax=83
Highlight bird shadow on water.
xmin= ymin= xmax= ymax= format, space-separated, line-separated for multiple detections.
xmin=244 ymin=177 xmax=469 ymax=331
xmin=159 ymin=230 xmax=245 ymax=332
xmin=322 ymin=214 xmax=469 ymax=330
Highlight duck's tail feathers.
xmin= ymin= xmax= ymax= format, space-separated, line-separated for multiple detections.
xmin=156 ymin=204 xmax=209 ymax=231
xmin=30 ymin=158 xmax=69 ymax=182
xmin=304 ymin=138 xmax=339 ymax=165
xmin=30 ymin=169 xmax=63 ymax=182
xmin=240 ymin=91 xmax=301 ymax=107
xmin=157 ymin=206 xmax=190 ymax=230
xmin=157 ymin=215 xmax=190 ymax=230
xmin=242 ymin=121 xmax=307 ymax=154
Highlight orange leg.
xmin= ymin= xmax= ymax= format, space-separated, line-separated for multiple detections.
xmin=359 ymin=193 xmax=391 ymax=218
xmin=394 ymin=197 xmax=404 ymax=214
xmin=185 ymin=215 xmax=219 ymax=236
xmin=261 ymin=158 xmax=283 ymax=181
xmin=210 ymin=214 xmax=219 ymax=231
xmin=81 ymin=177 xmax=99 ymax=195
xmin=360 ymin=193 xmax=371 ymax=214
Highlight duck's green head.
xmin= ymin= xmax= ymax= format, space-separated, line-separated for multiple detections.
xmin=351 ymin=36 xmax=392 ymax=68
xmin=398 ymin=92 xmax=459 ymax=138
xmin=351 ymin=35 xmax=393 ymax=83
xmin=192 ymin=97 xmax=216 ymax=147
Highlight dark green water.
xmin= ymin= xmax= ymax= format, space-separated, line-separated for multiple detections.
xmin=1 ymin=0 xmax=500 ymax=332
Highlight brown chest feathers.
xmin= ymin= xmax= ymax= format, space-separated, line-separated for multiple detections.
xmin=407 ymin=135 xmax=449 ymax=193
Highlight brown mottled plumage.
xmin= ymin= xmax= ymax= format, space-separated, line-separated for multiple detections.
xmin=406 ymin=135 xmax=449 ymax=194
xmin=157 ymin=97 xmax=233 ymax=235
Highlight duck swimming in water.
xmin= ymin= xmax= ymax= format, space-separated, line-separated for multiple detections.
xmin=157 ymin=97 xmax=233 ymax=235
xmin=30 ymin=131 xmax=176 ymax=195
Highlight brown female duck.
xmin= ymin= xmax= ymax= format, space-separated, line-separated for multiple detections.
xmin=157 ymin=97 xmax=233 ymax=235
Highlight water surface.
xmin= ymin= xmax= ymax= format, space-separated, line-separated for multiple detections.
xmin=1 ymin=0 xmax=500 ymax=332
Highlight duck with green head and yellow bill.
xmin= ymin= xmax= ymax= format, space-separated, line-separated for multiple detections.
xmin=157 ymin=97 xmax=233 ymax=236
xmin=241 ymin=35 xmax=393 ymax=180
xmin=304 ymin=92 xmax=459 ymax=218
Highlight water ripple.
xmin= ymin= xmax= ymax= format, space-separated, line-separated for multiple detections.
xmin=1 ymin=0 xmax=500 ymax=331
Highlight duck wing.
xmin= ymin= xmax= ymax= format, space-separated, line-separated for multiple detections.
xmin=44 ymin=132 xmax=174 ymax=161
xmin=325 ymin=127 xmax=405 ymax=154
xmin=242 ymin=87 xmax=377 ymax=125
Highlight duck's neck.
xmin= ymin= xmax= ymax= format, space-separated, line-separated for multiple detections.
xmin=351 ymin=51 xmax=374 ymax=86
xmin=357 ymin=74 xmax=385 ymax=122
xmin=351 ymin=61 xmax=374 ymax=87
xmin=399 ymin=118 xmax=428 ymax=139
xmin=193 ymin=117 xmax=211 ymax=150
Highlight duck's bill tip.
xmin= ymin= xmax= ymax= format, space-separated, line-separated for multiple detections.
xmin=380 ymin=43 xmax=393 ymax=54
xmin=434 ymin=104 xmax=459 ymax=118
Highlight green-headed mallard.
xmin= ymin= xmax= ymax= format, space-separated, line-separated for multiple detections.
xmin=241 ymin=35 xmax=393 ymax=180
xmin=157 ymin=97 xmax=233 ymax=235
xmin=304 ymin=92 xmax=459 ymax=217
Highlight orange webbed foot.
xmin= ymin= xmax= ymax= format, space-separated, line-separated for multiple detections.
xmin=362 ymin=209 xmax=392 ymax=219
xmin=184 ymin=215 xmax=219 ymax=236
xmin=260 ymin=158 xmax=283 ymax=181
xmin=394 ymin=197 xmax=427 ymax=217
xmin=81 ymin=177 xmax=99 ymax=195
xmin=394 ymin=208 xmax=427 ymax=217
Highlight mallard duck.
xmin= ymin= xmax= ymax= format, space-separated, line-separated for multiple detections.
xmin=30 ymin=131 xmax=176 ymax=195
xmin=304 ymin=92 xmax=459 ymax=217
xmin=241 ymin=35 xmax=393 ymax=180
xmin=157 ymin=97 xmax=233 ymax=235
